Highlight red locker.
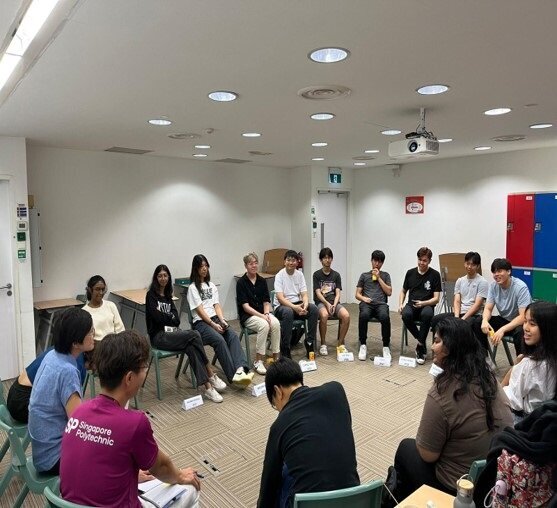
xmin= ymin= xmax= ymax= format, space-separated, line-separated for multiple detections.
xmin=506 ymin=193 xmax=535 ymax=267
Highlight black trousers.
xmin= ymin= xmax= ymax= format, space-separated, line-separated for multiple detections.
xmin=471 ymin=315 xmax=523 ymax=355
xmin=358 ymin=302 xmax=391 ymax=346
xmin=401 ymin=304 xmax=434 ymax=345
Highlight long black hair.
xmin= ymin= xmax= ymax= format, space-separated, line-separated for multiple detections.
xmin=189 ymin=254 xmax=210 ymax=292
xmin=434 ymin=317 xmax=499 ymax=430
xmin=523 ymin=301 xmax=557 ymax=394
xmin=149 ymin=264 xmax=173 ymax=299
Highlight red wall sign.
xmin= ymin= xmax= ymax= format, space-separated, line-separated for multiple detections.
xmin=406 ymin=196 xmax=424 ymax=214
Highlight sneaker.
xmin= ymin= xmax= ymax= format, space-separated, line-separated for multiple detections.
xmin=201 ymin=386 xmax=223 ymax=403
xmin=319 ymin=345 xmax=328 ymax=356
xmin=358 ymin=344 xmax=367 ymax=361
xmin=416 ymin=343 xmax=427 ymax=365
xmin=208 ymin=373 xmax=227 ymax=392
xmin=232 ymin=370 xmax=254 ymax=387
xmin=383 ymin=346 xmax=392 ymax=359
xmin=253 ymin=360 xmax=267 ymax=375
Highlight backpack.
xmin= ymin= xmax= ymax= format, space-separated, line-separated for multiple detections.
xmin=485 ymin=449 xmax=554 ymax=507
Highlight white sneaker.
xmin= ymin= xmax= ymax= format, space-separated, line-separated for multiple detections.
xmin=254 ymin=360 xmax=267 ymax=375
xmin=201 ymin=386 xmax=223 ymax=403
xmin=383 ymin=346 xmax=392 ymax=359
xmin=232 ymin=369 xmax=254 ymax=387
xmin=319 ymin=345 xmax=328 ymax=356
xmin=358 ymin=344 xmax=367 ymax=361
xmin=209 ymin=373 xmax=227 ymax=393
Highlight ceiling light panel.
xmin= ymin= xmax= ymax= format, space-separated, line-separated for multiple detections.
xmin=484 ymin=108 xmax=511 ymax=116
xmin=208 ymin=90 xmax=238 ymax=102
xmin=312 ymin=142 xmax=328 ymax=147
xmin=381 ymin=129 xmax=401 ymax=135
xmin=242 ymin=132 xmax=261 ymax=137
xmin=148 ymin=118 xmax=172 ymax=126
xmin=195 ymin=145 xmax=211 ymax=149
xmin=308 ymin=47 xmax=350 ymax=63
xmin=312 ymin=157 xmax=325 ymax=161
xmin=474 ymin=146 xmax=492 ymax=151
xmin=438 ymin=138 xmax=453 ymax=143
xmin=354 ymin=162 xmax=366 ymax=166
xmin=416 ymin=84 xmax=449 ymax=95
xmin=364 ymin=149 xmax=379 ymax=153
xmin=193 ymin=153 xmax=207 ymax=157
xmin=530 ymin=123 xmax=553 ymax=129
xmin=310 ymin=113 xmax=335 ymax=121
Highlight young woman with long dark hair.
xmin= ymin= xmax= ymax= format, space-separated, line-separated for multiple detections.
xmin=82 ymin=275 xmax=124 ymax=341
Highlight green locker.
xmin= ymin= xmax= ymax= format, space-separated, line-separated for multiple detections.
xmin=533 ymin=269 xmax=557 ymax=303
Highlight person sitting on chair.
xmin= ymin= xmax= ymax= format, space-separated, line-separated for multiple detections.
xmin=312 ymin=247 xmax=350 ymax=356
xmin=273 ymin=250 xmax=318 ymax=359
xmin=60 ymin=330 xmax=201 ymax=507
xmin=82 ymin=275 xmax=125 ymax=341
xmin=398 ymin=247 xmax=441 ymax=365
xmin=355 ymin=249 xmax=392 ymax=361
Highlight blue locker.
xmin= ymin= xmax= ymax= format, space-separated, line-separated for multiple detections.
xmin=534 ymin=193 xmax=557 ymax=269
xmin=513 ymin=268 xmax=533 ymax=296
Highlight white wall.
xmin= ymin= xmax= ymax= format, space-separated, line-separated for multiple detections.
xmin=351 ymin=148 xmax=557 ymax=311
xmin=27 ymin=146 xmax=292 ymax=319
xmin=0 ymin=136 xmax=35 ymax=366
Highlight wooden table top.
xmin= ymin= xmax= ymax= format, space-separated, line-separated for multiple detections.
xmin=33 ymin=298 xmax=83 ymax=311
xmin=395 ymin=485 xmax=455 ymax=507
xmin=112 ymin=288 xmax=178 ymax=305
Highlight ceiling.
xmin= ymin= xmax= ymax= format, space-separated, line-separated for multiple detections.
xmin=1 ymin=0 xmax=557 ymax=169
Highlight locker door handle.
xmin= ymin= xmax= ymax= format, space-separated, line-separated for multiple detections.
xmin=534 ymin=222 xmax=542 ymax=232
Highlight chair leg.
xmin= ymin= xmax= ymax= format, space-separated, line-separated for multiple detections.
xmin=154 ymin=355 xmax=163 ymax=401
xmin=488 ymin=343 xmax=498 ymax=366
xmin=89 ymin=373 xmax=96 ymax=398
xmin=175 ymin=353 xmax=185 ymax=379
xmin=401 ymin=325 xmax=407 ymax=355
xmin=143 ymin=356 xmax=154 ymax=388
xmin=13 ymin=483 xmax=30 ymax=508
xmin=0 ymin=466 xmax=15 ymax=497
xmin=503 ymin=340 xmax=514 ymax=366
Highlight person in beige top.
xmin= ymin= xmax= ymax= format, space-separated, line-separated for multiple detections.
xmin=82 ymin=275 xmax=125 ymax=341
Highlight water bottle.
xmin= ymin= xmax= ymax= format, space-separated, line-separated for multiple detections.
xmin=453 ymin=478 xmax=475 ymax=507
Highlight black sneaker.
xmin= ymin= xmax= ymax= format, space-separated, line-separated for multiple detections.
xmin=416 ymin=343 xmax=427 ymax=365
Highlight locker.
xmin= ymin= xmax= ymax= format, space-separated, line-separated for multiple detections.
xmin=513 ymin=268 xmax=533 ymax=296
xmin=506 ymin=194 xmax=534 ymax=268
xmin=533 ymin=193 xmax=557 ymax=269
xmin=532 ymin=269 xmax=557 ymax=303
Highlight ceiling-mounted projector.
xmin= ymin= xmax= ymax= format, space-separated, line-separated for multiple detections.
xmin=388 ymin=136 xmax=439 ymax=158
xmin=388 ymin=107 xmax=439 ymax=159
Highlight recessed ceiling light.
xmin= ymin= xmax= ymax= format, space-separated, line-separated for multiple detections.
xmin=381 ymin=129 xmax=401 ymax=136
xmin=308 ymin=47 xmax=350 ymax=63
xmin=364 ymin=149 xmax=380 ymax=153
xmin=530 ymin=123 xmax=553 ymax=129
xmin=242 ymin=132 xmax=261 ymax=137
xmin=194 ymin=145 xmax=211 ymax=149
xmin=148 ymin=117 xmax=172 ymax=126
xmin=193 ymin=153 xmax=207 ymax=158
xmin=208 ymin=90 xmax=238 ymax=102
xmin=312 ymin=142 xmax=328 ymax=147
xmin=484 ymin=107 xmax=511 ymax=116
xmin=312 ymin=157 xmax=325 ymax=161
xmin=474 ymin=146 xmax=492 ymax=151
xmin=438 ymin=138 xmax=453 ymax=143
xmin=416 ymin=84 xmax=450 ymax=95
xmin=311 ymin=113 xmax=335 ymax=121
xmin=354 ymin=162 xmax=366 ymax=166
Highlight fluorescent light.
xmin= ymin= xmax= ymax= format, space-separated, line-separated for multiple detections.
xmin=416 ymin=84 xmax=449 ymax=95
xmin=312 ymin=142 xmax=328 ymax=147
xmin=381 ymin=129 xmax=401 ymax=136
xmin=312 ymin=157 xmax=325 ymax=161
xmin=474 ymin=146 xmax=492 ymax=151
xmin=193 ymin=153 xmax=207 ymax=158
xmin=242 ymin=132 xmax=261 ymax=137
xmin=194 ymin=145 xmax=211 ymax=149
xmin=0 ymin=54 xmax=22 ymax=90
xmin=354 ymin=162 xmax=366 ymax=166
xmin=438 ymin=138 xmax=453 ymax=143
xmin=364 ymin=149 xmax=379 ymax=153
xmin=208 ymin=91 xmax=237 ymax=102
xmin=484 ymin=108 xmax=511 ymax=116
xmin=309 ymin=47 xmax=350 ymax=63
xmin=6 ymin=0 xmax=61 ymax=57
xmin=311 ymin=113 xmax=335 ymax=121
xmin=148 ymin=118 xmax=172 ymax=126
xmin=529 ymin=123 xmax=553 ymax=129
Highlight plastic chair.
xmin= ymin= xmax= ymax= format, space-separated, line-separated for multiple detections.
xmin=400 ymin=320 xmax=423 ymax=355
xmin=489 ymin=336 xmax=515 ymax=366
xmin=44 ymin=481 xmax=95 ymax=507
xmin=83 ymin=370 xmax=140 ymax=408
xmin=293 ymin=479 xmax=384 ymax=507
xmin=270 ymin=290 xmax=308 ymax=349
xmin=469 ymin=459 xmax=487 ymax=484
xmin=0 ymin=406 xmax=58 ymax=508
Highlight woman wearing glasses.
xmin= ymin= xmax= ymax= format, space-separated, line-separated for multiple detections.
xmin=83 ymin=275 xmax=125 ymax=341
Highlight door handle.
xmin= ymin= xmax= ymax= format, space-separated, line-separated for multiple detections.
xmin=0 ymin=283 xmax=12 ymax=290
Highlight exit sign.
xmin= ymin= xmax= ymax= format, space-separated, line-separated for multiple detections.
xmin=328 ymin=167 xmax=342 ymax=185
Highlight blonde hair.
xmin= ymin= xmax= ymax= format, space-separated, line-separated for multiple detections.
xmin=243 ymin=252 xmax=259 ymax=265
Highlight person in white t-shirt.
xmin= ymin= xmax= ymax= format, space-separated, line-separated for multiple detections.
xmin=502 ymin=301 xmax=557 ymax=424
xmin=273 ymin=250 xmax=318 ymax=359
xmin=187 ymin=254 xmax=254 ymax=388
xmin=83 ymin=275 xmax=125 ymax=341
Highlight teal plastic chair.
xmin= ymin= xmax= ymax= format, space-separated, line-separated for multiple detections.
xmin=0 ymin=406 xmax=58 ymax=508
xmin=400 ymin=320 xmax=423 ymax=355
xmin=469 ymin=459 xmax=487 ymax=483
xmin=489 ymin=336 xmax=515 ymax=366
xmin=44 ymin=481 xmax=95 ymax=507
xmin=269 ymin=290 xmax=308 ymax=351
xmin=83 ymin=370 xmax=140 ymax=408
xmin=293 ymin=480 xmax=384 ymax=507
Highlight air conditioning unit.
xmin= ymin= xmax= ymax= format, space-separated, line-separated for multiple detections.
xmin=388 ymin=136 xmax=439 ymax=159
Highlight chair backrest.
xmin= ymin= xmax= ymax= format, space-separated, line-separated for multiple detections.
xmin=0 ymin=409 xmax=28 ymax=466
xmin=44 ymin=484 xmax=96 ymax=508
xmin=75 ymin=294 xmax=87 ymax=304
xmin=293 ymin=480 xmax=384 ymax=508
xmin=0 ymin=376 xmax=6 ymax=405
xmin=469 ymin=459 xmax=487 ymax=484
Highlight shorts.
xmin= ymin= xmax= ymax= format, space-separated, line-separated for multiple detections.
xmin=317 ymin=302 xmax=345 ymax=317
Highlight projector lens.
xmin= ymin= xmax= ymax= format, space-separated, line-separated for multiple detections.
xmin=408 ymin=141 xmax=418 ymax=152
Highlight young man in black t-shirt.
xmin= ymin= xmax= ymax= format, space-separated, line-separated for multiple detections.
xmin=398 ymin=247 xmax=441 ymax=364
